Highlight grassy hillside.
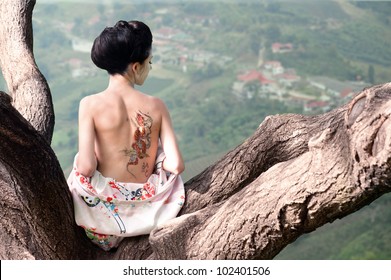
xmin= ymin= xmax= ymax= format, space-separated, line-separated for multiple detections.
xmin=26 ymin=0 xmax=391 ymax=259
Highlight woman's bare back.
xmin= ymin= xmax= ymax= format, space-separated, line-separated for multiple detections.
xmin=87 ymin=88 xmax=162 ymax=183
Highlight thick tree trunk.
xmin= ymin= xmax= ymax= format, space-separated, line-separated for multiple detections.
xmin=0 ymin=0 xmax=54 ymax=143
xmin=0 ymin=92 xmax=95 ymax=259
xmin=0 ymin=0 xmax=390 ymax=260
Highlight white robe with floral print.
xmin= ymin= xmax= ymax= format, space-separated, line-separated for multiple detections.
xmin=67 ymin=150 xmax=185 ymax=251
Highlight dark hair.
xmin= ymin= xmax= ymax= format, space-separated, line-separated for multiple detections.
xmin=91 ymin=20 xmax=152 ymax=75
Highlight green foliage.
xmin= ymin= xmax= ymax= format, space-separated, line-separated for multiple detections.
xmin=271 ymin=45 xmax=363 ymax=81
xmin=368 ymin=65 xmax=375 ymax=84
xmin=314 ymin=21 xmax=391 ymax=67
xmin=353 ymin=1 xmax=391 ymax=23
xmin=191 ymin=62 xmax=223 ymax=82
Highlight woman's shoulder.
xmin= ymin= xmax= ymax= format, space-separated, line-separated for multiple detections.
xmin=80 ymin=92 xmax=101 ymax=103
xmin=79 ymin=92 xmax=108 ymax=109
xmin=139 ymin=92 xmax=167 ymax=111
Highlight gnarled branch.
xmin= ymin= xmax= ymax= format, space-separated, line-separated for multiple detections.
xmin=147 ymin=83 xmax=391 ymax=259
xmin=0 ymin=0 xmax=54 ymax=142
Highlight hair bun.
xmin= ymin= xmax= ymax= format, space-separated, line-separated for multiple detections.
xmin=115 ymin=20 xmax=131 ymax=29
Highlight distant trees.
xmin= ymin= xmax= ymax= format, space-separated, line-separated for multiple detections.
xmin=271 ymin=44 xmax=364 ymax=82
xmin=265 ymin=25 xmax=281 ymax=41
xmin=162 ymin=14 xmax=174 ymax=26
xmin=266 ymin=2 xmax=281 ymax=13
xmin=249 ymin=27 xmax=263 ymax=56
xmin=191 ymin=62 xmax=223 ymax=82
xmin=34 ymin=28 xmax=71 ymax=49
xmin=353 ymin=1 xmax=391 ymax=18
xmin=368 ymin=65 xmax=375 ymax=84
xmin=183 ymin=2 xmax=215 ymax=16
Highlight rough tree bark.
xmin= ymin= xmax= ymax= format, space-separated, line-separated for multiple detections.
xmin=0 ymin=0 xmax=54 ymax=143
xmin=0 ymin=92 xmax=96 ymax=259
xmin=149 ymin=85 xmax=391 ymax=259
xmin=1 ymin=0 xmax=390 ymax=260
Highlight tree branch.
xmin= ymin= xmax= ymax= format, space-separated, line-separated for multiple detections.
xmin=148 ymin=83 xmax=391 ymax=259
xmin=0 ymin=91 xmax=93 ymax=259
xmin=181 ymin=104 xmax=347 ymax=214
xmin=0 ymin=0 xmax=54 ymax=143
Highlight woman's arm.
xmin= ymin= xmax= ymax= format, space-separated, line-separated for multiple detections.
xmin=159 ymin=100 xmax=184 ymax=175
xmin=77 ymin=97 xmax=97 ymax=177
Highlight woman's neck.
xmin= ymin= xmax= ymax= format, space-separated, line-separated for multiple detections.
xmin=108 ymin=73 xmax=135 ymax=90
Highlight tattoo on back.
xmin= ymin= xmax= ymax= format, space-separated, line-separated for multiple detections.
xmin=121 ymin=111 xmax=153 ymax=177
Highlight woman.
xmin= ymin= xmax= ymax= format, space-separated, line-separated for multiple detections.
xmin=67 ymin=20 xmax=185 ymax=250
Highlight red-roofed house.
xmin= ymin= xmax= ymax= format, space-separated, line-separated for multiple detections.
xmin=263 ymin=60 xmax=284 ymax=75
xmin=275 ymin=73 xmax=301 ymax=87
xmin=272 ymin=43 xmax=293 ymax=53
xmin=237 ymin=70 xmax=274 ymax=85
xmin=304 ymin=100 xmax=330 ymax=113
xmin=340 ymin=88 xmax=354 ymax=100
xmin=234 ymin=70 xmax=277 ymax=98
